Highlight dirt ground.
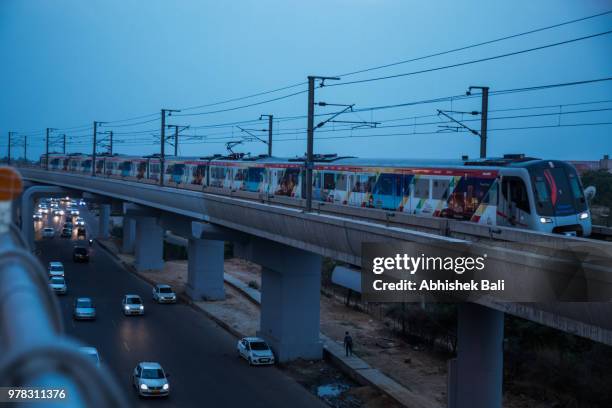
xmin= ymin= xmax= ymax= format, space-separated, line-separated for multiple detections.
xmin=221 ymin=258 xmax=550 ymax=408
xmin=110 ymin=239 xmax=547 ymax=408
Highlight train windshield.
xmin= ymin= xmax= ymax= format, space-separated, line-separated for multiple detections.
xmin=529 ymin=165 xmax=587 ymax=217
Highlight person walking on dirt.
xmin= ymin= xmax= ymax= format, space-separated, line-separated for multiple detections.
xmin=344 ymin=331 xmax=353 ymax=357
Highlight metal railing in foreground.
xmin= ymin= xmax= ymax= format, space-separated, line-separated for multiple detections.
xmin=0 ymin=166 xmax=128 ymax=408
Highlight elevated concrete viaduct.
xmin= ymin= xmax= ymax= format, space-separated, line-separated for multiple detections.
xmin=17 ymin=167 xmax=612 ymax=408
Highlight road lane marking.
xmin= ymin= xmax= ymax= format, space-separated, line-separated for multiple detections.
xmin=123 ymin=341 xmax=130 ymax=352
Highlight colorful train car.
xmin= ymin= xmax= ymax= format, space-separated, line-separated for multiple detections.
xmin=40 ymin=153 xmax=593 ymax=236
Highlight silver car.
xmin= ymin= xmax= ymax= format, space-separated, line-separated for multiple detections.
xmin=48 ymin=261 xmax=64 ymax=277
xmin=122 ymin=294 xmax=144 ymax=316
xmin=49 ymin=276 xmax=67 ymax=295
xmin=152 ymin=284 xmax=177 ymax=304
xmin=73 ymin=297 xmax=96 ymax=320
xmin=132 ymin=362 xmax=170 ymax=397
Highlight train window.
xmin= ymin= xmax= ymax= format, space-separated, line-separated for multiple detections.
xmin=351 ymin=174 xmax=372 ymax=193
xmin=432 ymin=179 xmax=450 ymax=200
xmin=234 ymin=169 xmax=246 ymax=181
xmin=323 ymin=173 xmax=335 ymax=190
xmin=568 ymin=173 xmax=584 ymax=200
xmin=335 ymin=174 xmax=347 ymax=191
xmin=247 ymin=167 xmax=265 ymax=182
xmin=374 ymin=174 xmax=394 ymax=195
xmin=211 ymin=167 xmax=226 ymax=179
xmin=414 ymin=178 xmax=430 ymax=199
xmin=533 ymin=178 xmax=549 ymax=203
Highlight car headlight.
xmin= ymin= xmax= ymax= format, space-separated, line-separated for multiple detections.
xmin=140 ymin=384 xmax=148 ymax=390
xmin=139 ymin=305 xmax=144 ymax=310
xmin=539 ymin=217 xmax=553 ymax=224
xmin=124 ymin=305 xmax=129 ymax=311
xmin=579 ymin=211 xmax=589 ymax=220
xmin=162 ymin=383 xmax=169 ymax=390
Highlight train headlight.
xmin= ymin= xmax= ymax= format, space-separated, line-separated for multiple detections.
xmin=539 ymin=217 xmax=553 ymax=224
xmin=579 ymin=211 xmax=589 ymax=220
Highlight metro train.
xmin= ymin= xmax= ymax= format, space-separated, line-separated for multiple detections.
xmin=41 ymin=152 xmax=594 ymax=236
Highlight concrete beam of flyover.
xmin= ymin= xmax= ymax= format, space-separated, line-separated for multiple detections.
xmin=17 ymin=167 xmax=612 ymax=345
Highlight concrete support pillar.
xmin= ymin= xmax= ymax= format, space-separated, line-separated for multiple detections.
xmin=185 ymin=238 xmax=225 ymax=301
xmin=254 ymin=242 xmax=322 ymax=362
xmin=98 ymin=204 xmax=111 ymax=239
xmin=449 ymin=303 xmax=504 ymax=408
xmin=134 ymin=217 xmax=164 ymax=271
xmin=121 ymin=217 xmax=136 ymax=254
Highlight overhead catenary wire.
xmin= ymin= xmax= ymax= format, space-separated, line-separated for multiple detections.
xmin=327 ymin=30 xmax=612 ymax=88
xmin=334 ymin=10 xmax=612 ymax=78
xmin=10 ymin=13 xmax=612 ymax=135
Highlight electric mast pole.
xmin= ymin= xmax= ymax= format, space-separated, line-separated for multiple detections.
xmin=306 ymin=75 xmax=340 ymax=212
xmin=467 ymin=86 xmax=489 ymax=158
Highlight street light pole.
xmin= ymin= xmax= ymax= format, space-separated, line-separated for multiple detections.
xmin=63 ymin=134 xmax=66 ymax=154
xmin=23 ymin=136 xmax=27 ymax=162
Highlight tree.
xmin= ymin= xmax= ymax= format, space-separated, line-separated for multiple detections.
xmin=581 ymin=170 xmax=612 ymax=207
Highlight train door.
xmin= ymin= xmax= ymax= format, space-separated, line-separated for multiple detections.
xmin=371 ymin=173 xmax=397 ymax=210
xmin=398 ymin=174 xmax=413 ymax=212
xmin=245 ymin=167 xmax=265 ymax=192
xmin=498 ymin=175 xmax=532 ymax=229
xmin=191 ymin=164 xmax=206 ymax=186
xmin=411 ymin=176 xmax=431 ymax=214
xmin=137 ymin=161 xmax=147 ymax=180
xmin=312 ymin=171 xmax=322 ymax=201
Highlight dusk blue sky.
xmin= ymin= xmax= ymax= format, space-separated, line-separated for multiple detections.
xmin=1 ymin=0 xmax=611 ymax=161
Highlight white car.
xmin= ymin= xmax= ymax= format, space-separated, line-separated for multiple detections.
xmin=75 ymin=217 xmax=85 ymax=226
xmin=52 ymin=209 xmax=64 ymax=216
xmin=70 ymin=209 xmax=80 ymax=216
xmin=78 ymin=346 xmax=100 ymax=368
xmin=42 ymin=227 xmax=55 ymax=238
xmin=122 ymin=294 xmax=144 ymax=316
xmin=48 ymin=261 xmax=65 ymax=277
xmin=152 ymin=284 xmax=177 ymax=304
xmin=73 ymin=297 xmax=96 ymax=320
xmin=49 ymin=276 xmax=67 ymax=295
xmin=33 ymin=213 xmax=43 ymax=221
xmin=39 ymin=206 xmax=49 ymax=214
xmin=132 ymin=362 xmax=170 ymax=397
xmin=237 ymin=337 xmax=275 ymax=366
xmin=78 ymin=199 xmax=86 ymax=206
